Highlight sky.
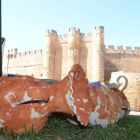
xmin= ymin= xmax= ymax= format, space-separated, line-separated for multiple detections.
xmin=2 ymin=0 xmax=140 ymax=62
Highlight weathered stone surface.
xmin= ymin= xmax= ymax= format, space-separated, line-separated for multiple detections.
xmin=0 ymin=64 xmax=90 ymax=133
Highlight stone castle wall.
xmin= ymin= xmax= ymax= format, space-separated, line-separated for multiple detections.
xmin=105 ymin=45 xmax=140 ymax=81
xmin=5 ymin=49 xmax=44 ymax=78
xmin=4 ymin=27 xmax=140 ymax=82
xmin=4 ymin=45 xmax=140 ymax=82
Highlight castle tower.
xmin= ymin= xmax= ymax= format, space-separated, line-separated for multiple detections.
xmin=92 ymin=26 xmax=105 ymax=83
xmin=67 ymin=27 xmax=80 ymax=72
xmin=43 ymin=30 xmax=57 ymax=79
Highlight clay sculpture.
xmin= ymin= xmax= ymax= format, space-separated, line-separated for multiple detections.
xmin=0 ymin=64 xmax=90 ymax=133
xmin=0 ymin=64 xmax=130 ymax=133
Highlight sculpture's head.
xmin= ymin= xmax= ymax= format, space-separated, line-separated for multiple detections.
xmin=65 ymin=64 xmax=91 ymax=126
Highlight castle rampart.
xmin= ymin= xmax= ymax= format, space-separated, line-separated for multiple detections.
xmin=4 ymin=27 xmax=140 ymax=82
xmin=104 ymin=45 xmax=140 ymax=81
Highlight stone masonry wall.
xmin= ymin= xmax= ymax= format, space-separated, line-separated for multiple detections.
xmin=105 ymin=45 xmax=140 ymax=81
xmin=4 ymin=42 xmax=93 ymax=81
xmin=4 ymin=45 xmax=140 ymax=82
xmin=4 ymin=50 xmax=44 ymax=79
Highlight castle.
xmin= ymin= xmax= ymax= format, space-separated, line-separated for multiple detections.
xmin=4 ymin=26 xmax=140 ymax=82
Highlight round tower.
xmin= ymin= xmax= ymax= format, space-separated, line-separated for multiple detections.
xmin=43 ymin=30 xmax=57 ymax=79
xmin=92 ymin=26 xmax=105 ymax=83
xmin=68 ymin=27 xmax=80 ymax=72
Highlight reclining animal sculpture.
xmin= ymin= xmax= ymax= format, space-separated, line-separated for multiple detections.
xmin=0 ymin=64 xmax=130 ymax=133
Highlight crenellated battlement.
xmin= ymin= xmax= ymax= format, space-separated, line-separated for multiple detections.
xmin=7 ymin=49 xmax=43 ymax=59
xmin=69 ymin=27 xmax=80 ymax=34
xmin=57 ymin=28 xmax=93 ymax=42
xmin=82 ymin=32 xmax=93 ymax=41
xmin=45 ymin=29 xmax=57 ymax=37
xmin=8 ymin=48 xmax=18 ymax=55
xmin=106 ymin=45 xmax=140 ymax=54
xmin=57 ymin=34 xmax=68 ymax=42
xmin=93 ymin=26 xmax=104 ymax=34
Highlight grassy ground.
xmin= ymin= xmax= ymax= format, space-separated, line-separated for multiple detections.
xmin=0 ymin=114 xmax=140 ymax=140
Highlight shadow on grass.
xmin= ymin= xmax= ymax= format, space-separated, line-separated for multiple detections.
xmin=0 ymin=113 xmax=140 ymax=140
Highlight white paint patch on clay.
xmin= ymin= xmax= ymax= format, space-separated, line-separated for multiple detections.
xmin=68 ymin=74 xmax=82 ymax=125
xmin=79 ymin=108 xmax=85 ymax=111
xmin=50 ymin=95 xmax=54 ymax=101
xmin=6 ymin=112 xmax=12 ymax=116
xmin=117 ymin=111 xmax=122 ymax=120
xmin=30 ymin=108 xmax=49 ymax=119
xmin=65 ymin=89 xmax=73 ymax=109
xmin=23 ymin=91 xmax=31 ymax=101
xmin=0 ymin=118 xmax=5 ymax=127
xmin=83 ymin=99 xmax=88 ymax=103
xmin=89 ymin=111 xmax=99 ymax=125
xmin=4 ymin=91 xmax=16 ymax=103
xmin=41 ymin=103 xmax=45 ymax=106
xmin=57 ymin=109 xmax=61 ymax=111
xmin=95 ymin=104 xmax=100 ymax=111
xmin=0 ymin=118 xmax=5 ymax=123
xmin=74 ymin=73 xmax=78 ymax=78
xmin=89 ymin=111 xmax=109 ymax=128
xmin=85 ymin=76 xmax=87 ymax=79
xmin=89 ymin=99 xmax=102 ymax=126
xmin=37 ymin=89 xmax=40 ymax=92
xmin=0 ymin=123 xmax=3 ymax=127
xmin=120 ymin=110 xmax=125 ymax=119
xmin=28 ymin=86 xmax=35 ymax=89
xmin=4 ymin=91 xmax=17 ymax=107
xmin=71 ymin=72 xmax=74 ymax=77
xmin=77 ymin=99 xmax=80 ymax=101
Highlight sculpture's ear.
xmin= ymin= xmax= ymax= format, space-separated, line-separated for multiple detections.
xmin=67 ymin=64 xmax=91 ymax=126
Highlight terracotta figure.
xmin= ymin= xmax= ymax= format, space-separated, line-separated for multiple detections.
xmin=0 ymin=64 xmax=90 ymax=133
xmin=0 ymin=64 xmax=130 ymax=133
